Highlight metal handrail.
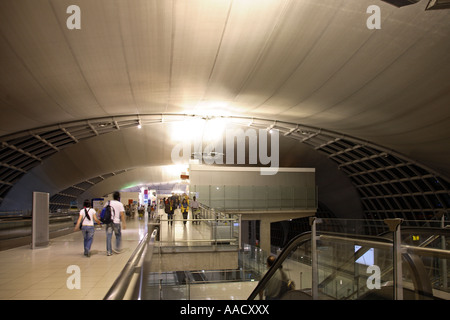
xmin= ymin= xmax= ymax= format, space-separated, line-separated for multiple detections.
xmin=103 ymin=229 xmax=157 ymax=300
xmin=133 ymin=227 xmax=159 ymax=300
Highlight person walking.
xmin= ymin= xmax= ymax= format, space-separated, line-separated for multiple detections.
xmin=181 ymin=198 xmax=189 ymax=225
xmin=74 ymin=199 xmax=101 ymax=257
xmin=259 ymin=255 xmax=290 ymax=300
xmin=169 ymin=198 xmax=175 ymax=226
xmin=103 ymin=191 xmax=127 ymax=256
xmin=190 ymin=196 xmax=199 ymax=224
xmin=164 ymin=197 xmax=173 ymax=226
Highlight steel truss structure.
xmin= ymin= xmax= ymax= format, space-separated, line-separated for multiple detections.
xmin=1 ymin=114 xmax=449 ymax=230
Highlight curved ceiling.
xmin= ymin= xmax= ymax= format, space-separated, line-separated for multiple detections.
xmin=0 ymin=119 xmax=364 ymax=219
xmin=0 ymin=0 xmax=449 ymax=222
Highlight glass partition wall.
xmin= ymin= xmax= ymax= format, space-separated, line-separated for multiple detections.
xmin=191 ymin=185 xmax=318 ymax=212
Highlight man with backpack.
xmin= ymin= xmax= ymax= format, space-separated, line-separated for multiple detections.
xmin=101 ymin=191 xmax=127 ymax=256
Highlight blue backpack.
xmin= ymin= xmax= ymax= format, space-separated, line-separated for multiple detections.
xmin=100 ymin=201 xmax=115 ymax=224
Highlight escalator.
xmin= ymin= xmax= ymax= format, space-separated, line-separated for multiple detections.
xmin=248 ymin=227 xmax=450 ymax=300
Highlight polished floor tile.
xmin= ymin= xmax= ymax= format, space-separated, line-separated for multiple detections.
xmin=0 ymin=218 xmax=146 ymax=300
xmin=1 ymin=209 xmax=252 ymax=300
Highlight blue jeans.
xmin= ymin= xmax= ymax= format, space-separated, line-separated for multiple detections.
xmin=81 ymin=226 xmax=95 ymax=255
xmin=106 ymin=223 xmax=121 ymax=254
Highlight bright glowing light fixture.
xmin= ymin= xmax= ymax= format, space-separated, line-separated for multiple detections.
xmin=170 ymin=118 xmax=203 ymax=141
xmin=162 ymin=164 xmax=189 ymax=176
xmin=194 ymin=101 xmax=230 ymax=117
xmin=170 ymin=116 xmax=228 ymax=143
xmin=204 ymin=117 xmax=228 ymax=142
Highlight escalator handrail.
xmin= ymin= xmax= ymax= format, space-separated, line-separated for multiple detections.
xmin=247 ymin=231 xmax=397 ymax=300
xmin=248 ymin=227 xmax=450 ymax=300
xmin=247 ymin=231 xmax=312 ymax=300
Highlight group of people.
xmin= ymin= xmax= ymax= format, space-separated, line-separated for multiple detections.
xmin=74 ymin=192 xmax=201 ymax=256
xmin=162 ymin=194 xmax=200 ymax=226
xmin=74 ymin=191 xmax=292 ymax=299
xmin=74 ymin=191 xmax=126 ymax=257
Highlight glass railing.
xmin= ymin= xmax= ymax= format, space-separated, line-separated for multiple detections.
xmin=249 ymin=218 xmax=450 ymax=300
xmin=239 ymin=244 xmax=270 ymax=277
xmin=107 ymin=212 xmax=449 ymax=300
xmin=136 ymin=241 xmax=272 ymax=300
xmin=190 ymin=185 xmax=317 ymax=211
xmin=156 ymin=204 xmax=241 ymax=247
xmin=140 ymin=265 xmax=262 ymax=300
xmin=133 ymin=204 xmax=247 ymax=300
xmin=138 ymin=243 xmax=268 ymax=300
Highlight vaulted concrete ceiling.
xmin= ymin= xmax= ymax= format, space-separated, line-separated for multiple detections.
xmin=0 ymin=0 xmax=449 ymax=219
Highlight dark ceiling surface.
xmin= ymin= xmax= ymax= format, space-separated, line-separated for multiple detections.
xmin=0 ymin=0 xmax=449 ymax=222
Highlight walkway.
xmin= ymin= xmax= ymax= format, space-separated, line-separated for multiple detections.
xmin=0 ymin=218 xmax=146 ymax=300
xmin=157 ymin=209 xmax=216 ymax=246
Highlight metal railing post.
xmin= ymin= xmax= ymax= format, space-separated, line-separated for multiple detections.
xmin=309 ymin=217 xmax=321 ymax=300
xmin=384 ymin=218 xmax=403 ymax=300
xmin=439 ymin=211 xmax=448 ymax=290
xmin=186 ymin=277 xmax=191 ymax=300
xmin=159 ymin=278 xmax=163 ymax=300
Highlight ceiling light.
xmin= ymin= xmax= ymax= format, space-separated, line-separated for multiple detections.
xmin=267 ymin=121 xmax=276 ymax=133
xmin=170 ymin=118 xmax=204 ymax=141
xmin=170 ymin=117 xmax=227 ymax=143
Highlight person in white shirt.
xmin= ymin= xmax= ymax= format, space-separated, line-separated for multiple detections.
xmin=74 ymin=199 xmax=101 ymax=257
xmin=190 ymin=196 xmax=200 ymax=224
xmin=104 ymin=191 xmax=127 ymax=256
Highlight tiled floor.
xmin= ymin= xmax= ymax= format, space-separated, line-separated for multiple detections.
xmin=0 ymin=218 xmax=146 ymax=300
xmin=0 ymin=209 xmax=258 ymax=300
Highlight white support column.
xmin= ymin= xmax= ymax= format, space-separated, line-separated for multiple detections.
xmin=31 ymin=191 xmax=49 ymax=249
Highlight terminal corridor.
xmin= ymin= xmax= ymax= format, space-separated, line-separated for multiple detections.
xmin=0 ymin=218 xmax=144 ymax=300
xmin=0 ymin=0 xmax=448 ymax=304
